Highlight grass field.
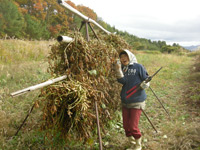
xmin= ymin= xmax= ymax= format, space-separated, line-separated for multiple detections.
xmin=0 ymin=39 xmax=199 ymax=150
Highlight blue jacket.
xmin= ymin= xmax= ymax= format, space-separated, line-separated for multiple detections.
xmin=117 ymin=63 xmax=149 ymax=104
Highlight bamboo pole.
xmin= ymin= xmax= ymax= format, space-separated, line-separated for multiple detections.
xmin=58 ymin=0 xmax=111 ymax=35
xmin=10 ymin=75 xmax=67 ymax=97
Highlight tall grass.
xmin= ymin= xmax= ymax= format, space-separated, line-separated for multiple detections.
xmin=0 ymin=39 xmax=55 ymax=64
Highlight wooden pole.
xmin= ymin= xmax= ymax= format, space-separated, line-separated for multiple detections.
xmin=95 ymin=101 xmax=103 ymax=150
xmin=149 ymin=86 xmax=171 ymax=119
xmin=79 ymin=21 xmax=85 ymax=32
xmin=79 ymin=20 xmax=99 ymax=41
xmin=85 ymin=21 xmax=90 ymax=41
xmin=15 ymin=103 xmax=35 ymax=136
xmin=142 ymin=109 xmax=158 ymax=133
xmin=88 ymin=22 xmax=99 ymax=40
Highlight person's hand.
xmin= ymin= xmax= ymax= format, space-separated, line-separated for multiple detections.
xmin=140 ymin=81 xmax=150 ymax=89
xmin=115 ymin=59 xmax=121 ymax=70
xmin=114 ymin=59 xmax=124 ymax=78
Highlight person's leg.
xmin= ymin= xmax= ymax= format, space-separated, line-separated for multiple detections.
xmin=122 ymin=107 xmax=131 ymax=137
xmin=129 ymin=108 xmax=142 ymax=139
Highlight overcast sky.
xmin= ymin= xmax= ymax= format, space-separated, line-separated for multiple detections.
xmin=70 ymin=0 xmax=200 ymax=46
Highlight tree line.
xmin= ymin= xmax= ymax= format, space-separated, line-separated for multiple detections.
xmin=0 ymin=0 xmax=185 ymax=53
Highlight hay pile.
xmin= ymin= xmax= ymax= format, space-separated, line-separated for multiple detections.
xmin=40 ymin=33 xmax=131 ymax=140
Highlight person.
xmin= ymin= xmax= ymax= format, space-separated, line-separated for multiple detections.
xmin=115 ymin=49 xmax=150 ymax=150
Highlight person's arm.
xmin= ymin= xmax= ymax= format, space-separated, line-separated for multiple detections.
xmin=139 ymin=64 xmax=149 ymax=80
xmin=115 ymin=60 xmax=126 ymax=85
xmin=139 ymin=64 xmax=150 ymax=89
xmin=117 ymin=77 xmax=126 ymax=85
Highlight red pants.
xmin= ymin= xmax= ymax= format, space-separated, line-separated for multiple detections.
xmin=122 ymin=107 xmax=142 ymax=139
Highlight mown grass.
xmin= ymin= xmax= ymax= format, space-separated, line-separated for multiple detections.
xmin=0 ymin=40 xmax=199 ymax=150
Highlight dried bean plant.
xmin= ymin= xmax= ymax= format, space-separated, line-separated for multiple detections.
xmin=40 ymin=32 xmax=131 ymax=140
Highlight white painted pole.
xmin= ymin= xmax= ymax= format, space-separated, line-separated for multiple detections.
xmin=10 ymin=75 xmax=67 ymax=97
xmin=58 ymin=0 xmax=111 ymax=35
xmin=57 ymin=35 xmax=74 ymax=42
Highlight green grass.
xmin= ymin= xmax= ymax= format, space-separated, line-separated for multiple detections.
xmin=0 ymin=39 xmax=54 ymax=149
xmin=0 ymin=40 xmax=199 ymax=150
xmin=103 ymin=52 xmax=200 ymax=150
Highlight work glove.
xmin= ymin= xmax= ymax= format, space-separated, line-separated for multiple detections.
xmin=114 ymin=59 xmax=124 ymax=78
xmin=140 ymin=81 xmax=150 ymax=89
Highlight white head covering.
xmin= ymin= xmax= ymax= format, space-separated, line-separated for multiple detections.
xmin=120 ymin=49 xmax=137 ymax=65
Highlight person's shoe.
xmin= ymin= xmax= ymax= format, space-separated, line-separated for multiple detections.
xmin=128 ymin=136 xmax=136 ymax=144
xmin=125 ymin=136 xmax=136 ymax=150
xmin=134 ymin=137 xmax=142 ymax=150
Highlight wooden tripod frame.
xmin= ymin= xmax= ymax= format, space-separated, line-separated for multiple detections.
xmin=79 ymin=20 xmax=99 ymax=41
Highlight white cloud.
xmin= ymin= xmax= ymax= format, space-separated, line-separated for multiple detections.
xmin=70 ymin=0 xmax=200 ymax=46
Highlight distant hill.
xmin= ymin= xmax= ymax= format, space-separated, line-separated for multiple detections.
xmin=183 ymin=45 xmax=200 ymax=51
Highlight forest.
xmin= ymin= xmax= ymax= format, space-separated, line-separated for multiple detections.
xmin=0 ymin=0 xmax=186 ymax=53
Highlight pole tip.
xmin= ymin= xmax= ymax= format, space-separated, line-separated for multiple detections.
xmin=57 ymin=36 xmax=63 ymax=42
